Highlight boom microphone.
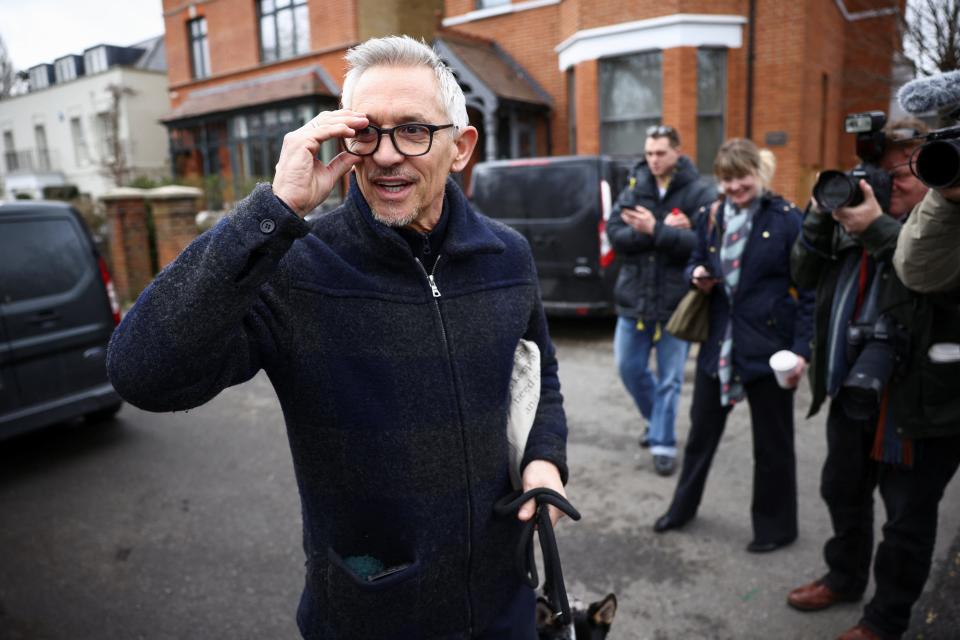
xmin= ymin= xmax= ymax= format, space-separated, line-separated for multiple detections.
xmin=898 ymin=69 xmax=960 ymax=114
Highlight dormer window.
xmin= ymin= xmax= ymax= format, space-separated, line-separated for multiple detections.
xmin=84 ymin=47 xmax=108 ymax=75
xmin=28 ymin=67 xmax=50 ymax=90
xmin=55 ymin=57 xmax=78 ymax=83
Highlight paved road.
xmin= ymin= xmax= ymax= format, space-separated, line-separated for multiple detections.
xmin=0 ymin=317 xmax=957 ymax=639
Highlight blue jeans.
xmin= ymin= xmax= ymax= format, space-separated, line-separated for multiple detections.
xmin=613 ymin=316 xmax=690 ymax=456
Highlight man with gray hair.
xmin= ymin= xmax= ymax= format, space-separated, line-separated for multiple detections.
xmin=107 ymin=36 xmax=569 ymax=639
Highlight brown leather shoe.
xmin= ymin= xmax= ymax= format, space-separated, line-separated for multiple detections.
xmin=787 ymin=579 xmax=861 ymax=611
xmin=835 ymin=623 xmax=884 ymax=640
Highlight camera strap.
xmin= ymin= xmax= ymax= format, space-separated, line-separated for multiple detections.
xmin=855 ymin=260 xmax=885 ymax=324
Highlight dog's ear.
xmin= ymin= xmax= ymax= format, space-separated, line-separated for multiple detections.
xmin=589 ymin=593 xmax=617 ymax=626
xmin=536 ymin=596 xmax=556 ymax=628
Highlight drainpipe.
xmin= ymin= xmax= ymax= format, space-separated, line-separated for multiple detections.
xmin=746 ymin=0 xmax=756 ymax=139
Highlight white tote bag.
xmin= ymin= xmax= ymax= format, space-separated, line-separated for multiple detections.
xmin=507 ymin=339 xmax=540 ymax=489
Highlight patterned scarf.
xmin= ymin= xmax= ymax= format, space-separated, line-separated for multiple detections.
xmin=717 ymin=198 xmax=758 ymax=406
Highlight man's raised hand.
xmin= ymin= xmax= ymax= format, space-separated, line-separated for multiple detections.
xmin=272 ymin=110 xmax=369 ymax=217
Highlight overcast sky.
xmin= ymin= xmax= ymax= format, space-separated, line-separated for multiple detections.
xmin=0 ymin=0 xmax=165 ymax=70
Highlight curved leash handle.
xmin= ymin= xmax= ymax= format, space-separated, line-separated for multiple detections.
xmin=493 ymin=488 xmax=581 ymax=626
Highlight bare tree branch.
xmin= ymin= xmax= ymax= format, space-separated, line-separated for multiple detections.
xmin=100 ymin=83 xmax=137 ymax=187
xmin=0 ymin=33 xmax=14 ymax=99
xmin=902 ymin=0 xmax=960 ymax=75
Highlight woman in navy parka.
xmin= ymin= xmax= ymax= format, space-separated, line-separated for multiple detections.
xmin=653 ymin=138 xmax=814 ymax=552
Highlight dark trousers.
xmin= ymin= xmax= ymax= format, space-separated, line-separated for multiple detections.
xmin=473 ymin=585 xmax=536 ymax=639
xmin=820 ymin=400 xmax=960 ymax=638
xmin=665 ymin=368 xmax=798 ymax=543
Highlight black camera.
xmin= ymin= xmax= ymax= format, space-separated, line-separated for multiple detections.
xmin=910 ymin=124 xmax=960 ymax=189
xmin=840 ymin=314 xmax=908 ymax=420
xmin=812 ymin=111 xmax=892 ymax=213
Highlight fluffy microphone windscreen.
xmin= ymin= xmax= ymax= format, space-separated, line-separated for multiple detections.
xmin=898 ymin=69 xmax=960 ymax=114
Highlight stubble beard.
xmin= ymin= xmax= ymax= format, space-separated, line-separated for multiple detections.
xmin=371 ymin=203 xmax=420 ymax=228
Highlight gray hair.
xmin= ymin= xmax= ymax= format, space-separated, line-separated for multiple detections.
xmin=340 ymin=35 xmax=468 ymax=130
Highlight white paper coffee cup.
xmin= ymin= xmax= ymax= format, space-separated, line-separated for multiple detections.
xmin=769 ymin=350 xmax=799 ymax=389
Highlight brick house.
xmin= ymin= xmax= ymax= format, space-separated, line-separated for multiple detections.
xmin=161 ymin=0 xmax=451 ymax=209
xmin=161 ymin=0 xmax=903 ymax=205
xmin=442 ymin=0 xmax=904 ymax=202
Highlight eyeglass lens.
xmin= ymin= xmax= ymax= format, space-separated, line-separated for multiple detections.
xmin=345 ymin=124 xmax=435 ymax=157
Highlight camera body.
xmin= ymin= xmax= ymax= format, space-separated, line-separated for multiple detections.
xmin=840 ymin=314 xmax=910 ymax=420
xmin=812 ymin=111 xmax=892 ymax=213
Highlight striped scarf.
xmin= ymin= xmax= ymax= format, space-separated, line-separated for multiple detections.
xmin=717 ymin=198 xmax=757 ymax=406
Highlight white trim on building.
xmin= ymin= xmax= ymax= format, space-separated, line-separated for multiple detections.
xmin=555 ymin=13 xmax=748 ymax=71
xmin=441 ymin=0 xmax=561 ymax=27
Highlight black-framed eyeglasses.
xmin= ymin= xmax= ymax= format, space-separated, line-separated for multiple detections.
xmin=646 ymin=124 xmax=675 ymax=137
xmin=343 ymin=122 xmax=456 ymax=157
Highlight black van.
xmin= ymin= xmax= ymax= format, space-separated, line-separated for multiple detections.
xmin=468 ymin=155 xmax=637 ymax=316
xmin=0 ymin=200 xmax=123 ymax=440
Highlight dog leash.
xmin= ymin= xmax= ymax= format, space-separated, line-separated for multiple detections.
xmin=493 ymin=487 xmax=582 ymax=626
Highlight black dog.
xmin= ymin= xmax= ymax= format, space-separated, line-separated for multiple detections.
xmin=536 ymin=593 xmax=617 ymax=640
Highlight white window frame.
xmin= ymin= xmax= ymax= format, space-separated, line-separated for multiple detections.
xmin=84 ymin=47 xmax=109 ymax=75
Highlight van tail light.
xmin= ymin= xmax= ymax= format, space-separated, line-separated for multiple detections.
xmin=598 ymin=179 xmax=615 ymax=269
xmin=97 ymin=256 xmax=122 ymax=326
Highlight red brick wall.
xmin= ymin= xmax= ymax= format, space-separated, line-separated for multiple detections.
xmin=164 ymin=0 xmax=358 ymax=108
xmin=442 ymin=4 xmax=567 ymax=153
xmin=314 ymin=0 xmax=358 ymax=49
xmin=105 ymin=196 xmax=153 ymax=303
xmin=662 ymin=47 xmax=699 ymax=160
xmin=574 ymin=60 xmax=599 ymax=155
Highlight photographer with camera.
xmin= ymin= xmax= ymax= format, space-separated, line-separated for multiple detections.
xmin=787 ymin=117 xmax=960 ymax=640
xmin=893 ymin=178 xmax=960 ymax=293
xmin=893 ymin=68 xmax=960 ymax=293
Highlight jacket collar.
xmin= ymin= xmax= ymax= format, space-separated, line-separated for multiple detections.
xmin=714 ymin=191 xmax=777 ymax=231
xmin=635 ymin=155 xmax=700 ymax=198
xmin=347 ymin=174 xmax=506 ymax=259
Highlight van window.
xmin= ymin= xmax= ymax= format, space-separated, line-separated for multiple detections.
xmin=472 ymin=164 xmax=594 ymax=220
xmin=0 ymin=219 xmax=89 ymax=302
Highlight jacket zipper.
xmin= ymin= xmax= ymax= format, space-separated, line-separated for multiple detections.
xmin=414 ymin=255 xmax=475 ymax=637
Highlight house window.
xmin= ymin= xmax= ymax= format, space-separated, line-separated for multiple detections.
xmin=84 ymin=47 xmax=108 ymax=74
xmin=29 ymin=67 xmax=50 ymax=90
xmin=258 ymin=0 xmax=310 ymax=63
xmin=599 ymin=51 xmax=662 ymax=155
xmin=3 ymin=130 xmax=17 ymax=172
xmin=97 ymin=112 xmax=117 ymax=161
xmin=70 ymin=117 xmax=91 ymax=166
xmin=34 ymin=125 xmax=50 ymax=171
xmin=476 ymin=0 xmax=510 ymax=8
xmin=189 ymin=18 xmax=211 ymax=79
xmin=55 ymin=58 xmax=77 ymax=83
xmin=696 ymin=48 xmax=726 ymax=175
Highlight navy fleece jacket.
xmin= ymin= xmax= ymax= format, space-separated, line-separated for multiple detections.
xmin=106 ymin=176 xmax=568 ymax=639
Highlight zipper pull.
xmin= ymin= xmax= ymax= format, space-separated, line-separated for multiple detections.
xmin=427 ymin=274 xmax=441 ymax=298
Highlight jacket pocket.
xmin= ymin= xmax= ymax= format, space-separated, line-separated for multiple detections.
xmin=921 ymin=360 xmax=960 ymax=426
xmin=318 ymin=545 xmax=422 ymax=639
xmin=614 ymin=263 xmax=646 ymax=313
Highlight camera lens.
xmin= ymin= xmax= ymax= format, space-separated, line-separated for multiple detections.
xmin=913 ymin=139 xmax=960 ymax=189
xmin=813 ymin=170 xmax=862 ymax=210
xmin=840 ymin=341 xmax=897 ymax=420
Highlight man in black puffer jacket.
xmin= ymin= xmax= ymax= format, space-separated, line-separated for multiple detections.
xmin=606 ymin=126 xmax=716 ymax=476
